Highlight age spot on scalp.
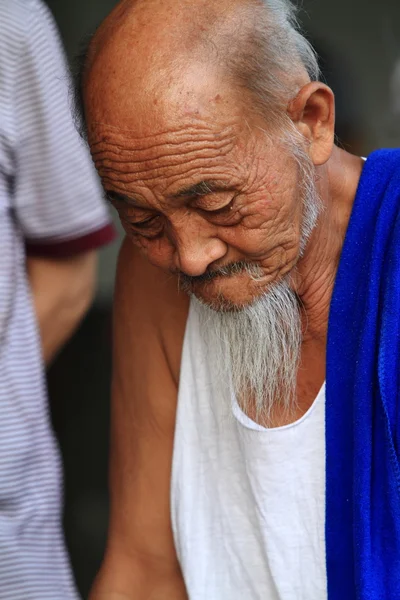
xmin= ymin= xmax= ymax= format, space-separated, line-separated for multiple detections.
xmin=209 ymin=94 xmax=222 ymax=104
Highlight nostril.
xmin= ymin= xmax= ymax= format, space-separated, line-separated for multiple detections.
xmin=172 ymin=220 xmax=228 ymax=276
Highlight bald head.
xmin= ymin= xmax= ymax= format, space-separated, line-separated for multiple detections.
xmin=76 ymin=0 xmax=336 ymax=315
xmin=78 ymin=0 xmax=318 ymax=142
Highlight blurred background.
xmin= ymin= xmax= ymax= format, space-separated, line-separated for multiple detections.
xmin=44 ymin=0 xmax=400 ymax=597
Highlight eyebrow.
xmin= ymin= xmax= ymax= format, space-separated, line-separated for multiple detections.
xmin=105 ymin=179 xmax=234 ymax=208
xmin=105 ymin=190 xmax=145 ymax=208
xmin=173 ymin=180 xmax=233 ymax=199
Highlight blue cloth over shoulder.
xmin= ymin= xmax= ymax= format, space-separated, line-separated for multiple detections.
xmin=326 ymin=149 xmax=400 ymax=599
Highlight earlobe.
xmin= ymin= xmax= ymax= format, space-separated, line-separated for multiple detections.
xmin=287 ymin=82 xmax=335 ymax=166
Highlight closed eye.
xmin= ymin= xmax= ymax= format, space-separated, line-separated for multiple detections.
xmin=128 ymin=215 xmax=164 ymax=239
xmin=198 ymin=197 xmax=235 ymax=215
xmin=132 ymin=216 xmax=159 ymax=229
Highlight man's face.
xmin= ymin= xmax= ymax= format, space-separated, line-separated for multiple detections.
xmin=87 ymin=63 xmax=311 ymax=311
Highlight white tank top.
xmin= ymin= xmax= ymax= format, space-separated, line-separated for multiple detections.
xmin=171 ymin=300 xmax=327 ymax=600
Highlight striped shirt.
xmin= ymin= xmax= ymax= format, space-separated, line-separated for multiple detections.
xmin=0 ymin=0 xmax=115 ymax=597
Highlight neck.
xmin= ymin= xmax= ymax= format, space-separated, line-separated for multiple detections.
xmin=293 ymin=146 xmax=364 ymax=340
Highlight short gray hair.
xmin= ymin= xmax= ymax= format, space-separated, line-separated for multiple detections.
xmin=217 ymin=0 xmax=320 ymax=129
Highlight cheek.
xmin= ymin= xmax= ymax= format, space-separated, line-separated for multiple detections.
xmin=116 ymin=207 xmax=174 ymax=270
xmin=129 ymin=233 xmax=175 ymax=271
xmin=221 ymin=183 xmax=303 ymax=260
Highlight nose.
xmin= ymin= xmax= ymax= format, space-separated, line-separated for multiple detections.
xmin=173 ymin=221 xmax=228 ymax=277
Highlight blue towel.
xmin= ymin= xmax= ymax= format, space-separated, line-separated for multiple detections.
xmin=326 ymin=149 xmax=400 ymax=599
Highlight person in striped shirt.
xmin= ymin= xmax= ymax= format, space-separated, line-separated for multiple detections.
xmin=0 ymin=0 xmax=115 ymax=597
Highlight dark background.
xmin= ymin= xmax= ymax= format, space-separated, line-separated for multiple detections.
xmin=45 ymin=0 xmax=400 ymax=597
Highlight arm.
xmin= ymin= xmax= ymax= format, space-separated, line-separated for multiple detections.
xmin=90 ymin=238 xmax=189 ymax=600
xmin=11 ymin=2 xmax=115 ymax=364
xmin=27 ymin=251 xmax=97 ymax=365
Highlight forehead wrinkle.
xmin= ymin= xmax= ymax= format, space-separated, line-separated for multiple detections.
xmin=96 ymin=143 xmax=242 ymax=178
xmin=92 ymin=127 xmax=243 ymax=193
xmin=90 ymin=119 xmax=241 ymax=137
xmin=90 ymin=112 xmax=248 ymax=208
xmin=89 ymin=124 xmax=241 ymax=178
xmin=99 ymin=163 xmax=240 ymax=196
xmin=89 ymin=121 xmax=241 ymax=154
xmin=93 ymin=148 xmax=237 ymax=186
xmin=91 ymin=144 xmax=236 ymax=172
xmin=101 ymin=156 xmax=241 ymax=195
xmin=91 ymin=136 xmax=236 ymax=167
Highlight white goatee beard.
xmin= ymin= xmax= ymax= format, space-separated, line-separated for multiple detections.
xmin=194 ymin=152 xmax=321 ymax=423
xmin=195 ymin=276 xmax=302 ymax=423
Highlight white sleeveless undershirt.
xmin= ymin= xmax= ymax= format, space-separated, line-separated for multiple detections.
xmin=171 ymin=300 xmax=327 ymax=600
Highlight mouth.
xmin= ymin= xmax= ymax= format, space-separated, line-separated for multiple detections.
xmin=176 ymin=260 xmax=278 ymax=312
xmin=176 ymin=257 xmax=300 ymax=313
xmin=177 ymin=261 xmax=264 ymax=294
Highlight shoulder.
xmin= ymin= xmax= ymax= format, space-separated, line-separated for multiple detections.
xmin=115 ymin=238 xmax=190 ymax=386
xmin=98 ymin=239 xmax=189 ymax=590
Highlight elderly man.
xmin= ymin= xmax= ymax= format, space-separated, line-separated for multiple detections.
xmin=81 ymin=0 xmax=400 ymax=599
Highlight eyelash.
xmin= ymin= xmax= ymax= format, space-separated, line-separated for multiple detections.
xmin=133 ymin=216 xmax=158 ymax=229
xmin=129 ymin=196 xmax=238 ymax=240
xmin=200 ymin=197 xmax=235 ymax=215
xmin=130 ymin=216 xmax=163 ymax=239
xmin=199 ymin=197 xmax=242 ymax=225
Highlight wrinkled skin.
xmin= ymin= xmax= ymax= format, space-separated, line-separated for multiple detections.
xmin=90 ymin=67 xmax=304 ymax=309
xmin=84 ymin=0 xmax=363 ymax=323
xmin=84 ymin=5 xmax=366 ymax=595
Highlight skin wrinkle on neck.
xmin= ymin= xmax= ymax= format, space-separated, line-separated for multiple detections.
xmin=292 ymin=149 xmax=363 ymax=340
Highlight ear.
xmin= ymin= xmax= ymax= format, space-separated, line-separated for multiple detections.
xmin=287 ymin=82 xmax=335 ymax=166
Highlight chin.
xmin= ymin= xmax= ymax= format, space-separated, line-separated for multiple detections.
xmin=191 ymin=272 xmax=269 ymax=313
